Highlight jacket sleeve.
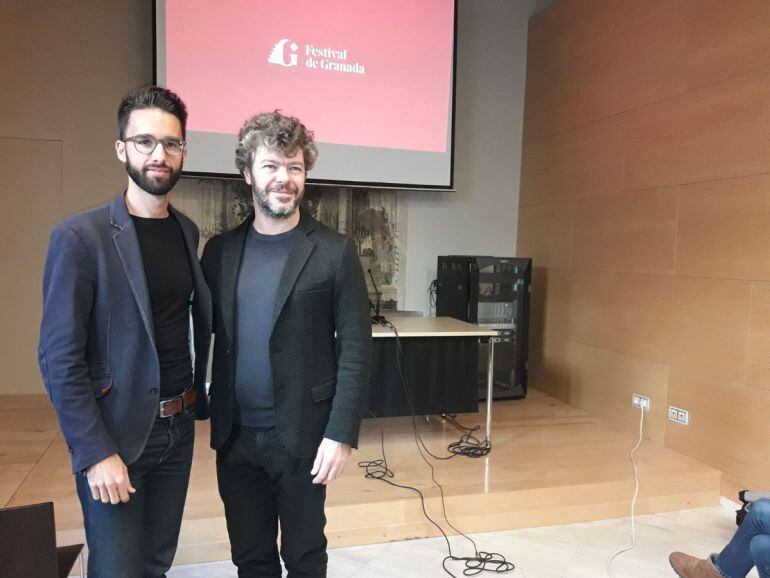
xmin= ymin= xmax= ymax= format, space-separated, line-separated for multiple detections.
xmin=324 ymin=237 xmax=372 ymax=447
xmin=200 ymin=236 xmax=220 ymax=329
xmin=38 ymin=224 xmax=118 ymax=473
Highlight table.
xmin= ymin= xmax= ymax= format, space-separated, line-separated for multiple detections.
xmin=369 ymin=316 xmax=498 ymax=441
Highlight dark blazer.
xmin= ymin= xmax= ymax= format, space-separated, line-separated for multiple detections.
xmin=201 ymin=211 xmax=371 ymax=457
xmin=38 ymin=194 xmax=212 ymax=474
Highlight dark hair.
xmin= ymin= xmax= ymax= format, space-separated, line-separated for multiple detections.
xmin=235 ymin=111 xmax=318 ymax=176
xmin=117 ymin=85 xmax=188 ymax=139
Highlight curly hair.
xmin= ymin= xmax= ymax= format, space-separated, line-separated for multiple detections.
xmin=235 ymin=111 xmax=318 ymax=176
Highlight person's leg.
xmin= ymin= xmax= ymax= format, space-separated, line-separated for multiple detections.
xmin=217 ymin=426 xmax=282 ymax=578
xmin=277 ymin=474 xmax=327 ymax=578
xmin=750 ymin=535 xmax=770 ymax=578
xmin=714 ymin=499 xmax=770 ymax=578
xmin=76 ymin=461 xmax=145 ymax=578
xmin=140 ymin=410 xmax=196 ymax=577
xmin=263 ymin=430 xmax=327 ymax=578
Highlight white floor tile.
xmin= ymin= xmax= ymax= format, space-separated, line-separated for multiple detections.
xmin=168 ymin=503 xmax=750 ymax=577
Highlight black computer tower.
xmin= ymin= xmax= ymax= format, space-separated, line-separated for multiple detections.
xmin=436 ymin=256 xmax=531 ymax=400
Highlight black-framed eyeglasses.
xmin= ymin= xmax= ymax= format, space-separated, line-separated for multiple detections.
xmin=123 ymin=135 xmax=186 ymax=157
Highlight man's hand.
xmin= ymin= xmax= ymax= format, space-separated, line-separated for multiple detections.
xmin=86 ymin=453 xmax=136 ymax=504
xmin=311 ymin=438 xmax=351 ymax=485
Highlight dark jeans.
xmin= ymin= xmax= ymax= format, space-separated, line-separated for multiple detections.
xmin=76 ymin=408 xmax=195 ymax=578
xmin=217 ymin=425 xmax=328 ymax=578
xmin=714 ymin=499 xmax=770 ymax=578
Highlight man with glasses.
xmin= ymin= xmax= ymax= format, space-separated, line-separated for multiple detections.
xmin=38 ymin=85 xmax=211 ymax=577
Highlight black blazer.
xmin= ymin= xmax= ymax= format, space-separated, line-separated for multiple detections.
xmin=38 ymin=194 xmax=212 ymax=473
xmin=201 ymin=211 xmax=372 ymax=457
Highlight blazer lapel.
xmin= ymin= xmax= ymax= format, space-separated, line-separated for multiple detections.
xmin=110 ymin=194 xmax=155 ymax=345
xmin=272 ymin=213 xmax=315 ymax=329
xmin=168 ymin=205 xmax=212 ymax=335
xmin=220 ymin=217 xmax=251 ymax=346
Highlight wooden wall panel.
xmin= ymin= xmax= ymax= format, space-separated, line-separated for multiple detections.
xmin=530 ymin=341 xmax=568 ymax=401
xmin=528 ymin=267 xmax=548 ymax=366
xmin=561 ymin=341 xmax=611 ymax=423
xmin=746 ymin=282 xmax=770 ymax=390
xmin=575 ymin=0 xmax=685 ymax=40
xmin=567 ymin=270 xmax=618 ymax=352
xmin=541 ymin=269 xmax=573 ymax=339
xmin=571 ymin=187 xmax=678 ymax=275
xmin=0 ymin=138 xmax=62 ymax=395
xmin=676 ymin=174 xmax=770 ymax=281
xmin=520 ymin=0 xmax=770 ymax=490
xmin=623 ymin=68 xmax=769 ymax=191
xmin=524 ymin=0 xmax=688 ymax=143
xmin=0 ymin=2 xmax=151 ymax=216
xmin=526 ymin=0 xmax=683 ymax=78
xmin=666 ymin=371 xmax=770 ymax=490
xmin=523 ymin=43 xmax=616 ymax=143
xmin=564 ymin=340 xmax=669 ymax=444
xmin=666 ymin=277 xmax=751 ymax=383
xmin=517 ymin=201 xmax=573 ymax=270
xmin=612 ymin=274 xmax=677 ymax=365
xmin=526 ymin=6 xmax=567 ymax=77
xmin=686 ymin=0 xmax=770 ymax=90
xmin=529 ymin=267 xmax=571 ymax=365
xmin=611 ymin=3 xmax=688 ymax=115
xmin=524 ymin=1 xmax=612 ymax=84
xmin=520 ymin=116 xmax=624 ymax=206
xmin=529 ymin=269 xmax=573 ymax=401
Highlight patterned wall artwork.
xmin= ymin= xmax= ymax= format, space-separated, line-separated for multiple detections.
xmin=174 ymin=178 xmax=406 ymax=309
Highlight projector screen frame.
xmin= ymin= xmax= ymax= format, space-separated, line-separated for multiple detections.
xmin=151 ymin=0 xmax=458 ymax=192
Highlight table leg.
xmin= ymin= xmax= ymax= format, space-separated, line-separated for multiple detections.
xmin=486 ymin=337 xmax=495 ymax=442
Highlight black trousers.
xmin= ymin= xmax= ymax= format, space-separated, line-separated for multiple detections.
xmin=217 ymin=425 xmax=328 ymax=578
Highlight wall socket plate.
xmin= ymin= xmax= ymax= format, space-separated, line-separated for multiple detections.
xmin=668 ymin=405 xmax=689 ymax=425
xmin=632 ymin=393 xmax=650 ymax=411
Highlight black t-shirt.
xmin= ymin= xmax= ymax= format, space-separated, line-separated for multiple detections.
xmin=132 ymin=214 xmax=193 ymax=397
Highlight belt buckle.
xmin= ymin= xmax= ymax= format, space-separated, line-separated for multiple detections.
xmin=159 ymin=393 xmax=184 ymax=418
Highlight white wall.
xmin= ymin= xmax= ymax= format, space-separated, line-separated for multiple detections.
xmin=402 ymin=0 xmax=537 ymax=313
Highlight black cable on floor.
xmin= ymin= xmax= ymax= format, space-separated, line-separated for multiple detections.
xmin=444 ymin=414 xmax=491 ymax=458
xmin=358 ymin=321 xmax=515 ymax=577
xmin=384 ymin=320 xmax=490 ymax=460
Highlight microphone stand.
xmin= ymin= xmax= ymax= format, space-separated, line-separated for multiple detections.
xmin=367 ymin=269 xmax=386 ymax=325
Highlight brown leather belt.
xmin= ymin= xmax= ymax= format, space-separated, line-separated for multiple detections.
xmin=158 ymin=388 xmax=198 ymax=418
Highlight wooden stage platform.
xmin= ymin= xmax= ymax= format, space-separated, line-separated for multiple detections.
xmin=0 ymin=389 xmax=721 ymax=570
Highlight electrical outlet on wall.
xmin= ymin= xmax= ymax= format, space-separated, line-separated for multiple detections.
xmin=632 ymin=393 xmax=650 ymax=411
xmin=668 ymin=405 xmax=689 ymax=425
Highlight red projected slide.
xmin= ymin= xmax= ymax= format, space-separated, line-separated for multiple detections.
xmin=165 ymin=0 xmax=454 ymax=152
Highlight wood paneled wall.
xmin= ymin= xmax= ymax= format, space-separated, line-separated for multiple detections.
xmin=519 ymin=0 xmax=770 ymax=492
xmin=0 ymin=1 xmax=152 ymax=395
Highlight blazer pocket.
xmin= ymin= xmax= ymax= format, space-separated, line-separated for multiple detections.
xmin=311 ymin=378 xmax=336 ymax=402
xmin=88 ymin=360 xmax=110 ymax=380
xmin=88 ymin=362 xmax=112 ymax=399
xmin=295 ymin=279 xmax=332 ymax=293
xmin=90 ymin=376 xmax=112 ymax=399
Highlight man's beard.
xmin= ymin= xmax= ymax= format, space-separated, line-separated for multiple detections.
xmin=252 ymin=182 xmax=303 ymax=220
xmin=125 ymin=159 xmax=182 ymax=197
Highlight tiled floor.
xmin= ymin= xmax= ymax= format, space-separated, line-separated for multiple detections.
xmin=167 ymin=500 xmax=757 ymax=577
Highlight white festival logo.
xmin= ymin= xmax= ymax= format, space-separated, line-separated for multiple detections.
xmin=267 ymin=39 xmax=298 ymax=67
